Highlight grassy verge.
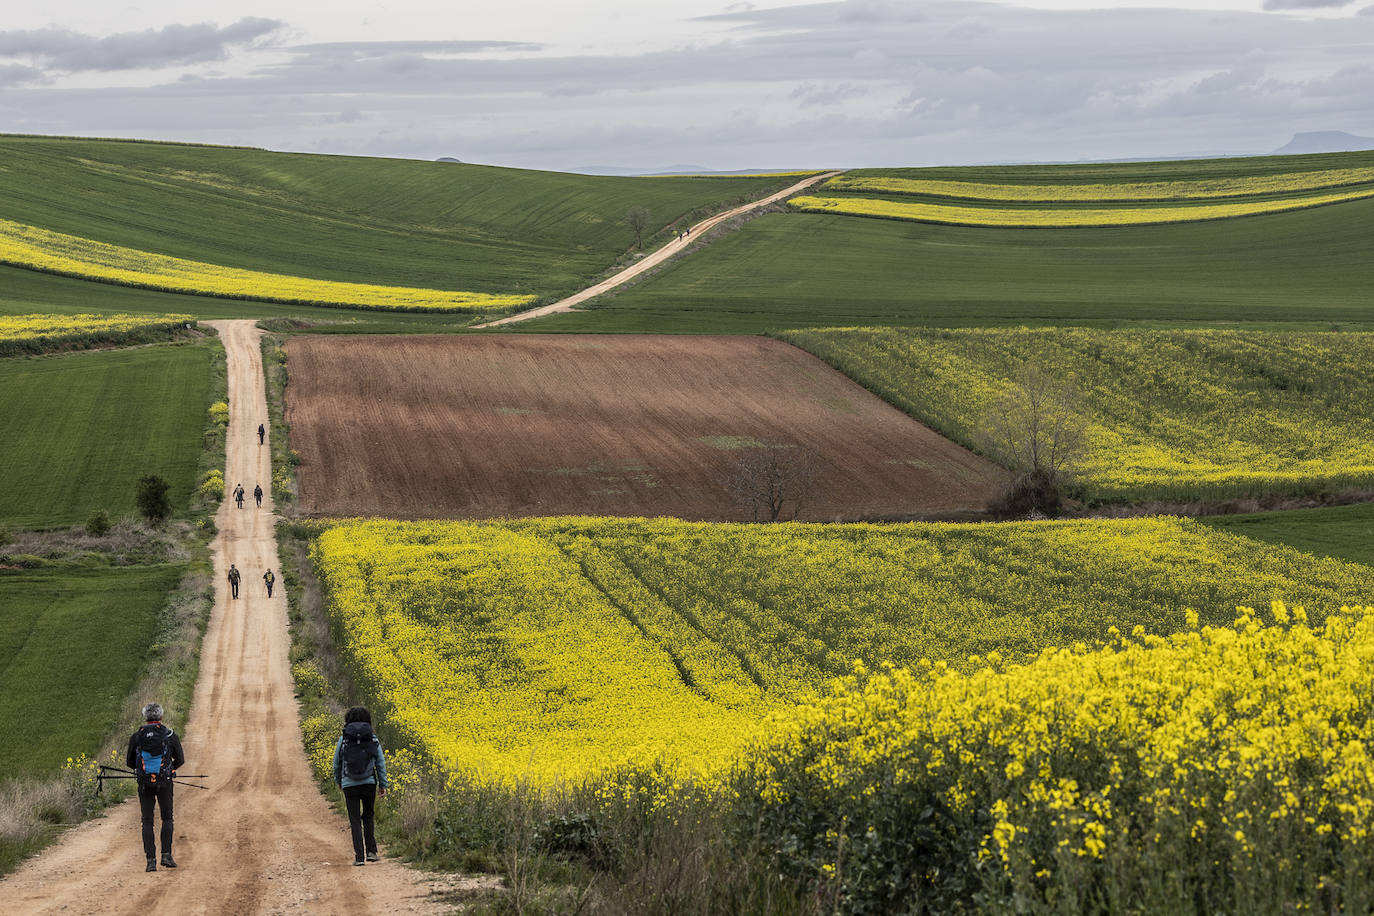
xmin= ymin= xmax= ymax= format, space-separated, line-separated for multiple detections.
xmin=259 ymin=328 xmax=299 ymax=505
xmin=1199 ymin=503 xmax=1374 ymax=567
xmin=0 ymin=332 xmax=224 ymax=874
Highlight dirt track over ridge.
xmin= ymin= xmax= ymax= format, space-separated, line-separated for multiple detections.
xmin=477 ymin=171 xmax=841 ymax=327
xmin=1 ymin=321 xmax=448 ymax=915
xmin=286 ymin=334 xmax=1006 ymax=521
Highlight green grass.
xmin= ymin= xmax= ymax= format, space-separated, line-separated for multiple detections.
xmin=0 ymin=341 xmax=215 ymax=528
xmin=0 ymin=135 xmax=805 ymax=309
xmin=1201 ymin=504 xmax=1374 ymax=568
xmin=524 ymin=176 xmax=1374 ymax=334
xmin=0 ymin=564 xmax=184 ymax=774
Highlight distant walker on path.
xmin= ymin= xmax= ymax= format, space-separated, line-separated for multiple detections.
xmin=257 ymin=423 xmax=266 ymax=446
xmin=233 ymin=484 xmax=245 ymax=509
xmin=227 ymin=563 xmax=241 ymax=599
xmin=333 ymin=706 xmax=389 ymax=866
xmin=253 ymin=484 xmax=263 ymax=508
xmin=263 ymin=568 xmax=275 ymax=598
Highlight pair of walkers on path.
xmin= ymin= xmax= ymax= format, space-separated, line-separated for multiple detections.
xmin=126 ymin=704 xmax=390 ymax=871
xmin=232 ymin=483 xmax=264 ymax=509
xmin=225 ymin=564 xmax=274 ymax=599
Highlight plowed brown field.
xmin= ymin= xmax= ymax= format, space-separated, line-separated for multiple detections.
xmin=285 ymin=335 xmax=1006 ymax=521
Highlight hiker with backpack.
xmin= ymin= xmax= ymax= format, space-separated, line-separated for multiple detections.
xmin=263 ymin=568 xmax=275 ymax=598
xmin=233 ymin=484 xmax=245 ymax=509
xmin=257 ymin=423 xmax=266 ymax=446
xmin=253 ymin=483 xmax=264 ymax=508
xmin=126 ymin=703 xmax=185 ymax=872
xmin=332 ymin=706 xmax=389 ymax=866
xmin=227 ymin=563 xmax=242 ymax=599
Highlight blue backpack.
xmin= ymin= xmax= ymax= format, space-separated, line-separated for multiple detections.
xmin=135 ymin=724 xmax=174 ymax=787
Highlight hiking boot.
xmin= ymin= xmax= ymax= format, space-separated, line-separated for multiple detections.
xmin=146 ymin=859 xmax=157 ymax=872
xmin=353 ymin=858 xmax=365 ymax=866
xmin=160 ymin=854 xmax=177 ymax=868
xmin=365 ymin=851 xmax=379 ymax=862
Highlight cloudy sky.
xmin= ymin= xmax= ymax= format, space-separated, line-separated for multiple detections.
xmin=0 ymin=0 xmax=1371 ymax=170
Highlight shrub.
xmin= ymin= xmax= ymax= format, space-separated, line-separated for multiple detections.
xmin=207 ymin=401 xmax=230 ymax=428
xmin=198 ymin=468 xmax=225 ymax=502
xmin=135 ymin=474 xmax=171 ymax=523
xmin=85 ymin=509 xmax=112 ymax=536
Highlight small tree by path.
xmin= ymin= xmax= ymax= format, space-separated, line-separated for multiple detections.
xmin=625 ymin=207 xmax=652 ymax=249
xmin=135 ymin=474 xmax=172 ymax=523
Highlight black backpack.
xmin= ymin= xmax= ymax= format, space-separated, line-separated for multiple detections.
xmin=341 ymin=722 xmax=376 ymax=781
xmin=135 ymin=724 xmax=174 ymax=787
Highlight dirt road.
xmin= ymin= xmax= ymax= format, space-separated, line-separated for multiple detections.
xmin=1 ymin=320 xmax=448 ymax=915
xmin=477 ymin=170 xmax=842 ymax=327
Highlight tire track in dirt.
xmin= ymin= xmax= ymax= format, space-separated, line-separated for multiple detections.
xmin=0 ymin=320 xmax=451 ymax=915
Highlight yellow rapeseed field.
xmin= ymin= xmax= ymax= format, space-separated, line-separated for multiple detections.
xmin=310 ymin=516 xmax=1368 ymax=786
xmin=0 ymin=312 xmax=192 ymax=343
xmin=0 ymin=312 xmax=195 ymax=356
xmin=742 ymin=602 xmax=1374 ymax=911
xmin=0 ymin=218 xmax=534 ymax=313
xmin=823 ymin=167 xmax=1374 ymax=202
xmin=782 ymin=326 xmax=1374 ymax=501
xmin=788 ymin=187 xmax=1374 ymax=227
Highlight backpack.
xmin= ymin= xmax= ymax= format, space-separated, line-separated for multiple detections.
xmin=341 ymin=722 xmax=377 ymax=782
xmin=135 ymin=724 xmax=174 ymax=787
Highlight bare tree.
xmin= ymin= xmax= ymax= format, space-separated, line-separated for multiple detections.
xmin=978 ymin=364 xmax=1087 ymax=516
xmin=625 ymin=206 xmax=652 ymax=249
xmin=724 ymin=445 xmax=823 ymax=522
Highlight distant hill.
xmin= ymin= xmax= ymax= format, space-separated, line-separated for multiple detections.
xmin=1274 ymin=131 xmax=1374 ymax=156
xmin=435 ymin=156 xmax=462 ymax=163
xmin=571 ymin=164 xmax=803 ymax=177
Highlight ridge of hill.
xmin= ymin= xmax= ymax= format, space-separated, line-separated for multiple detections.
xmin=0 ymin=135 xmax=805 ymax=312
xmin=1275 ymin=131 xmax=1374 ymax=155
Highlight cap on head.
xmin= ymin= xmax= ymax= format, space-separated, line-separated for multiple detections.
xmin=142 ymin=702 xmax=164 ymax=722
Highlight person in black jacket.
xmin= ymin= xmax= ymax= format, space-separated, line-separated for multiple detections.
xmin=332 ymin=706 xmax=389 ymax=865
xmin=126 ymin=703 xmax=186 ymax=872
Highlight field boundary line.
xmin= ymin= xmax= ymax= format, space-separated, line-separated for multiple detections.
xmin=475 ymin=170 xmax=843 ymax=328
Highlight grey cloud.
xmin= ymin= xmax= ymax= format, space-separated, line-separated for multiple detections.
xmin=1360 ymin=4 xmax=1374 ymax=12
xmin=1262 ymin=0 xmax=1356 ymax=8
xmin=0 ymin=62 xmax=48 ymax=87
xmin=6 ymin=0 xmax=1374 ymax=171
xmin=0 ymin=18 xmax=284 ymax=73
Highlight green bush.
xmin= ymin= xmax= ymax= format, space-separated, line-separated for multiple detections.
xmin=135 ymin=474 xmax=171 ymax=523
xmin=85 ymin=509 xmax=112 ymax=536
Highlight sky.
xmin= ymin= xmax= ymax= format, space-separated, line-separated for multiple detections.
xmin=0 ymin=0 xmax=1371 ymax=171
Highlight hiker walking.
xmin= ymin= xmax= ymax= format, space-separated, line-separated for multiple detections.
xmin=257 ymin=423 xmax=266 ymax=446
xmin=126 ymin=703 xmax=185 ymax=872
xmin=227 ymin=563 xmax=241 ymax=599
xmin=233 ymin=484 xmax=245 ymax=509
xmin=253 ymin=484 xmax=263 ymax=508
xmin=333 ymin=707 xmax=389 ymax=866
xmin=263 ymin=568 xmax=275 ymax=598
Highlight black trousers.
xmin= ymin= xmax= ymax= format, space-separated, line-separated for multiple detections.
xmin=342 ymin=784 xmax=377 ymax=859
xmin=230 ymin=579 xmax=240 ymax=598
xmin=139 ymin=781 xmax=174 ymax=858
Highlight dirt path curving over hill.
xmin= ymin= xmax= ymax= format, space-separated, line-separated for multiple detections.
xmin=1 ymin=320 xmax=450 ymax=915
xmin=477 ymin=170 xmax=842 ymax=327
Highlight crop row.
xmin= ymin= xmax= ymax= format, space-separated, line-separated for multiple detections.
xmin=0 ymin=218 xmax=535 ymax=313
xmin=823 ymin=166 xmax=1374 ymax=202
xmin=0 ymin=312 xmax=194 ymax=357
xmin=788 ymin=186 xmax=1374 ymax=227
xmin=309 ymin=515 xmax=1368 ymax=785
xmin=780 ymin=326 xmax=1374 ymax=502
xmin=742 ymin=602 xmax=1374 ymax=912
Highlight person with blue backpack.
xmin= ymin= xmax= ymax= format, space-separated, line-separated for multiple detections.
xmin=332 ymin=706 xmax=388 ymax=865
xmin=125 ymin=703 xmax=185 ymax=872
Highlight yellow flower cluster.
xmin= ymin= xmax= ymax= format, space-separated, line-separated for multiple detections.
xmin=742 ymin=603 xmax=1374 ymax=911
xmin=0 ymin=218 xmax=534 ymax=313
xmin=0 ymin=312 xmax=192 ymax=346
xmin=309 ymin=515 xmax=1366 ymax=786
xmin=789 ymin=187 xmax=1374 ymax=227
xmin=782 ymin=326 xmax=1374 ymax=501
xmin=823 ymin=167 xmax=1374 ymax=202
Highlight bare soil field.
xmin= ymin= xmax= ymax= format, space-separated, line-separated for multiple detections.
xmin=285 ymin=335 xmax=1006 ymax=521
